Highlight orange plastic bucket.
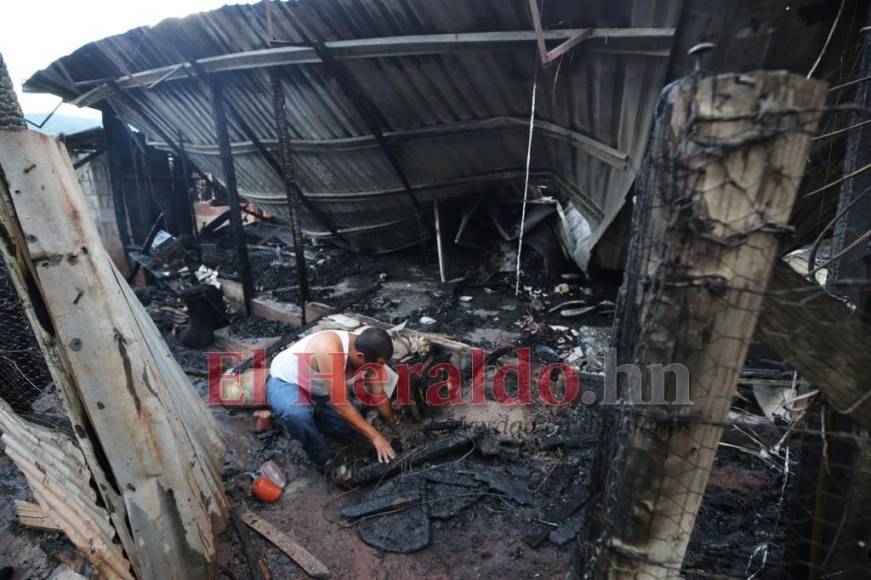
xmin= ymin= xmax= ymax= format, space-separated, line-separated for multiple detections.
xmin=251 ymin=475 xmax=282 ymax=503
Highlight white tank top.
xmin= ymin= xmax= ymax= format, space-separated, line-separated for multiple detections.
xmin=270 ymin=328 xmax=399 ymax=398
xmin=269 ymin=330 xmax=352 ymax=396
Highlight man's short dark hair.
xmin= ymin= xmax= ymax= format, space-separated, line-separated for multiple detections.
xmin=356 ymin=327 xmax=394 ymax=362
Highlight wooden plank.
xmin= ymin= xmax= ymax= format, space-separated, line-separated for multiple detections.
xmin=220 ymin=278 xmax=334 ymax=326
xmin=241 ymin=512 xmax=330 ymax=579
xmin=758 ymin=262 xmax=871 ymax=430
xmin=0 ymin=130 xmax=227 ymax=578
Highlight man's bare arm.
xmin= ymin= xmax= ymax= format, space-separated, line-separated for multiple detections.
xmin=311 ymin=333 xmax=395 ymax=463
xmin=329 ymin=395 xmax=395 ymax=463
xmin=369 ymin=380 xmax=397 ymax=424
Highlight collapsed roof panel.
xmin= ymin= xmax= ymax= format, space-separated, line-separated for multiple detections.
xmin=25 ymin=0 xmax=682 ymax=258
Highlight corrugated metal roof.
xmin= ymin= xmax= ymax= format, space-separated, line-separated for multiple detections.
xmin=25 ymin=0 xmax=683 ymax=256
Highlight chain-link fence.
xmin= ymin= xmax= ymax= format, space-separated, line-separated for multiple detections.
xmin=579 ymin=69 xmax=871 ymax=579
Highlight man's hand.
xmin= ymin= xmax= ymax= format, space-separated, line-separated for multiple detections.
xmin=372 ymin=434 xmax=397 ymax=463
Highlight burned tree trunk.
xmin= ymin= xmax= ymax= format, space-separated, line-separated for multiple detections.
xmin=586 ymin=71 xmax=826 ymax=578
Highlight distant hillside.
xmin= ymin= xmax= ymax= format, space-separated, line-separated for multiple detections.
xmin=24 ymin=113 xmax=101 ymax=136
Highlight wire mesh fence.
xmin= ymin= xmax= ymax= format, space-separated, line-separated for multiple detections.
xmin=0 ymin=260 xmax=68 ymax=432
xmin=580 ymin=70 xmax=871 ymax=579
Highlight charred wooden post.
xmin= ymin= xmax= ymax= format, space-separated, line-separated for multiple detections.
xmin=210 ymin=74 xmax=255 ymax=315
xmin=177 ymin=130 xmax=201 ymax=254
xmin=0 ymin=53 xmax=228 ymax=577
xmin=587 ymin=71 xmax=826 ymax=578
xmin=270 ymin=71 xmax=310 ymax=322
xmin=758 ymin=263 xmax=871 ymax=577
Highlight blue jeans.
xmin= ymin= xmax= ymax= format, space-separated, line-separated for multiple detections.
xmin=266 ymin=376 xmax=356 ymax=464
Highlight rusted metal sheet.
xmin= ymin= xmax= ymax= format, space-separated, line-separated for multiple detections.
xmin=24 ymin=0 xmax=681 ymax=259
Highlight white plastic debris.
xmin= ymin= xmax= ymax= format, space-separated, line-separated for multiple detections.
xmin=388 ymin=320 xmax=408 ymax=333
xmin=458 ymin=295 xmax=474 ymax=302
xmin=195 ymin=265 xmax=221 ymax=288
xmin=419 ymin=316 xmax=437 ymax=325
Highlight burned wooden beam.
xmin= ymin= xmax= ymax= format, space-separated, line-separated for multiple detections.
xmin=221 ymin=80 xmax=350 ymax=248
xmin=176 ymin=130 xmax=200 ymax=253
xmin=309 ymin=42 xmax=426 ymax=221
xmin=829 ymin=22 xmax=871 ymax=320
xmin=347 ymin=431 xmax=482 ymax=487
xmin=340 ymin=492 xmax=420 ymax=520
xmin=101 ymin=108 xmax=133 ymax=259
xmin=758 ymin=261 xmax=871 ymax=430
xmin=271 ymin=71 xmax=310 ymax=321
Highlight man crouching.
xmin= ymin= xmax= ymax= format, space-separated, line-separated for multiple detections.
xmin=267 ymin=327 xmax=398 ymax=471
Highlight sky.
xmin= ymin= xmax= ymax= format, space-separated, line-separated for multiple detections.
xmin=1 ymin=0 xmax=259 ymax=119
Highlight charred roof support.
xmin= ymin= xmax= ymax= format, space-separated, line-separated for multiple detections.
xmin=182 ymin=57 xmax=351 ymax=248
xmin=222 ymin=84 xmax=351 ymax=248
xmin=310 ymin=42 xmax=426 ymax=221
xmin=209 ymin=75 xmax=254 ymax=316
xmin=271 ymin=71 xmax=310 ymax=322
